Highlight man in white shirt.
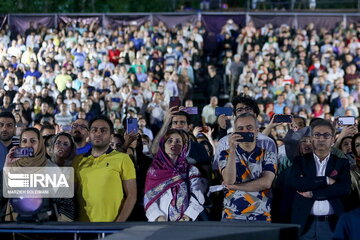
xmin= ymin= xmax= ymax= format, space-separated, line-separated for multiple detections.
xmin=290 ymin=119 xmax=351 ymax=240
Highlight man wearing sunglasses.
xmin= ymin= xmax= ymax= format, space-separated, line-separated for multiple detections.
xmin=290 ymin=119 xmax=351 ymax=240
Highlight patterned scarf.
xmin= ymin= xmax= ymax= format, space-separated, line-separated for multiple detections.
xmin=144 ymin=137 xmax=197 ymax=221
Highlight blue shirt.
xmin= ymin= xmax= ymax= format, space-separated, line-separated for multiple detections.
xmin=76 ymin=143 xmax=92 ymax=155
xmin=333 ymin=208 xmax=360 ymax=240
xmin=24 ymin=70 xmax=41 ymax=79
xmin=0 ymin=141 xmax=7 ymax=170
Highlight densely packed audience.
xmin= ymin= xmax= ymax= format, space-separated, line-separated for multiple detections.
xmin=0 ymin=17 xmax=359 ymax=239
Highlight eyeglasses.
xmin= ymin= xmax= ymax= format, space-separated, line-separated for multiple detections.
xmin=236 ymin=107 xmax=253 ymax=114
xmin=71 ymin=123 xmax=88 ymax=130
xmin=312 ymin=132 xmax=333 ymax=139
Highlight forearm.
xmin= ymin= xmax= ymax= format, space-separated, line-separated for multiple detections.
xmin=291 ymin=176 xmax=327 ymax=192
xmin=231 ymin=176 xmax=273 ymax=192
xmin=222 ymin=150 xmax=237 ymax=184
xmin=262 ymin=123 xmax=274 ymax=136
xmin=116 ymin=193 xmax=137 ymax=222
xmin=151 ymin=120 xmax=170 ymax=155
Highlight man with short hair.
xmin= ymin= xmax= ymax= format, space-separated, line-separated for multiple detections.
xmin=201 ymin=96 xmax=218 ymax=127
xmin=0 ymin=112 xmax=17 ymax=151
xmin=220 ymin=113 xmax=277 ymax=221
xmin=75 ymin=115 xmax=137 ymax=222
xmin=290 ymin=119 xmax=351 ymax=240
xmin=138 ymin=118 xmax=154 ymax=140
xmin=40 ymin=125 xmax=55 ymax=137
xmin=215 ymin=94 xmax=278 ymax=170
xmin=55 ymin=104 xmax=73 ymax=127
xmin=70 ymin=118 xmax=92 ymax=155
xmin=0 ymin=95 xmax=14 ymax=113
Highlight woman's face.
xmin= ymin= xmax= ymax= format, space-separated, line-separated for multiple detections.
xmin=164 ymin=133 xmax=183 ymax=159
xmin=54 ymin=135 xmax=71 ymax=159
xmin=21 ymin=131 xmax=39 ymax=153
xmin=341 ymin=138 xmax=352 ymax=154
xmin=299 ymin=137 xmax=312 ymax=155
xmin=110 ymin=136 xmax=122 ymax=151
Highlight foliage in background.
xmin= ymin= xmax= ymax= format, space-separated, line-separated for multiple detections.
xmin=0 ymin=0 xmax=357 ymax=13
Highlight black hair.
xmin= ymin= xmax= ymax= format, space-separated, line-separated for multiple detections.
xmin=339 ymin=136 xmax=353 ymax=152
xmin=310 ymin=119 xmax=335 ymax=136
xmin=172 ymin=111 xmax=190 ymax=125
xmin=44 ymin=134 xmax=55 ymax=148
xmin=231 ymin=94 xmax=260 ymax=116
xmin=351 ymin=133 xmax=360 ymax=157
xmin=0 ymin=111 xmax=16 ymax=124
xmin=89 ymin=115 xmax=114 ymax=134
xmin=293 ymin=115 xmax=307 ymax=127
xmin=113 ymin=133 xmax=125 ymax=145
xmin=41 ymin=124 xmax=55 ymax=133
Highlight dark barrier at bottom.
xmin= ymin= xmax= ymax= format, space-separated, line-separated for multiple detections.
xmin=0 ymin=222 xmax=300 ymax=240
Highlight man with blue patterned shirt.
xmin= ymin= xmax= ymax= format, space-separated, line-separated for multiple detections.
xmin=220 ymin=113 xmax=277 ymax=221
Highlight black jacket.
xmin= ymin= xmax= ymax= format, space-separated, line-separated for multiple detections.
xmin=290 ymin=152 xmax=351 ymax=233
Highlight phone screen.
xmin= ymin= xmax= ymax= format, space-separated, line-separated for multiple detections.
xmin=338 ymin=116 xmax=355 ymax=126
xmin=215 ymin=107 xmax=233 ymax=116
xmin=274 ymin=114 xmax=292 ymax=123
xmin=234 ymin=132 xmax=254 ymax=142
xmin=14 ymin=147 xmax=34 ymax=158
xmin=127 ymin=118 xmax=138 ymax=134
xmin=169 ymin=96 xmax=181 ymax=109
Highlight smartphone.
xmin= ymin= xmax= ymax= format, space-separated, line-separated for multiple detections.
xmin=127 ymin=118 xmax=138 ymax=134
xmin=182 ymin=107 xmax=198 ymax=115
xmin=169 ymin=96 xmax=181 ymax=109
xmin=273 ymin=114 xmax=292 ymax=123
xmin=338 ymin=116 xmax=355 ymax=126
xmin=215 ymin=107 xmax=233 ymax=117
xmin=234 ymin=132 xmax=255 ymax=142
xmin=14 ymin=147 xmax=34 ymax=158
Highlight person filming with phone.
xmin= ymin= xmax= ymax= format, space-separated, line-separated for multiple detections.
xmin=220 ymin=113 xmax=277 ymax=222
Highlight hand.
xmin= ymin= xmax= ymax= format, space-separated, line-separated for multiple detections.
xmin=338 ymin=125 xmax=357 ymax=138
xmin=164 ymin=106 xmax=181 ymax=124
xmin=327 ymin=177 xmax=336 ymax=185
xmin=297 ymin=191 xmax=313 ymax=198
xmin=124 ymin=131 xmax=138 ymax=148
xmin=179 ymin=215 xmax=191 ymax=221
xmin=224 ymin=184 xmax=240 ymax=191
xmin=202 ymin=126 xmax=214 ymax=140
xmin=290 ymin=118 xmax=299 ymax=132
xmin=193 ymin=126 xmax=202 ymax=137
xmin=269 ymin=115 xmax=283 ymax=128
xmin=229 ymin=132 xmax=243 ymax=149
xmin=156 ymin=216 xmax=167 ymax=222
xmin=5 ymin=147 xmax=21 ymax=166
xmin=218 ymin=114 xmax=228 ymax=129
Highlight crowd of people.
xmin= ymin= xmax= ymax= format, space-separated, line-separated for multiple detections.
xmin=0 ymin=17 xmax=359 ymax=240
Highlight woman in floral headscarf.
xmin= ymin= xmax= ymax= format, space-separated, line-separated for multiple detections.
xmin=144 ymin=129 xmax=206 ymax=222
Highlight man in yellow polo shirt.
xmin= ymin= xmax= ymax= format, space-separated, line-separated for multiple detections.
xmin=75 ymin=115 xmax=137 ymax=222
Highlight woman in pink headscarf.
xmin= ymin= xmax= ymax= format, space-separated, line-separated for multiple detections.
xmin=144 ymin=129 xmax=206 ymax=222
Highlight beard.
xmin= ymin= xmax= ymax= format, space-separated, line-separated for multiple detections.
xmin=0 ymin=131 xmax=13 ymax=142
xmin=72 ymin=131 xmax=83 ymax=143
